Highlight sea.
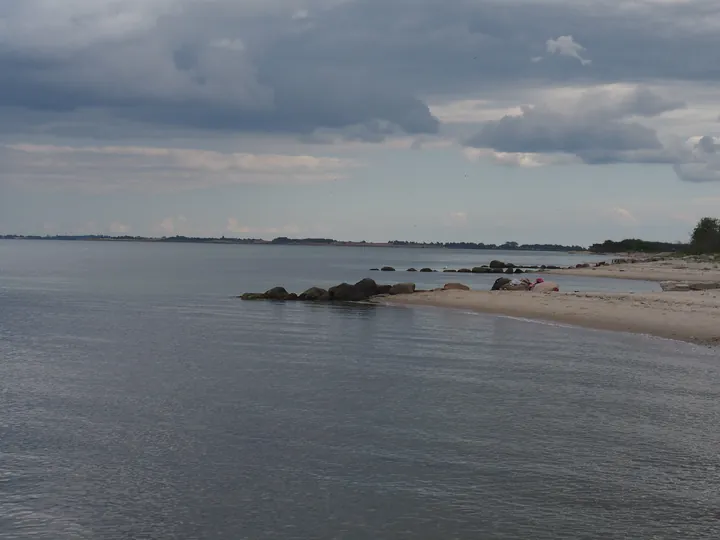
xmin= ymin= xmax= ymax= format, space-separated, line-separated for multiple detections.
xmin=1 ymin=240 xmax=719 ymax=540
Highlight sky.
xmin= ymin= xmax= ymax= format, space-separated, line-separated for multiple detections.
xmin=2 ymin=0 xmax=720 ymax=245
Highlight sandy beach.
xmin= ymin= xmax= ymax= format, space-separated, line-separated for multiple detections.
xmin=379 ymin=288 xmax=720 ymax=346
xmin=546 ymin=258 xmax=720 ymax=283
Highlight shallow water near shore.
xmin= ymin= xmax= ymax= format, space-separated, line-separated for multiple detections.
xmin=1 ymin=240 xmax=718 ymax=539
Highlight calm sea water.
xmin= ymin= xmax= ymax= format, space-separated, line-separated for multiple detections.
xmin=1 ymin=240 xmax=718 ymax=539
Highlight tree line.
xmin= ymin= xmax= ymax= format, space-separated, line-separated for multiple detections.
xmin=589 ymin=217 xmax=720 ymax=254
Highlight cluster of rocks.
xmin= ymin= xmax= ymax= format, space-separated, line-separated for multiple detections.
xmin=370 ymin=260 xmax=567 ymax=275
xmin=240 ymin=278 xmax=417 ymax=302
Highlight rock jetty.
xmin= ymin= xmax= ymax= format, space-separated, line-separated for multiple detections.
xmin=240 ymin=278 xmax=416 ymax=302
xmin=369 ymin=260 xmax=576 ymax=274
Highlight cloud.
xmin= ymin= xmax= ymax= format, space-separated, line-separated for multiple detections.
xmin=545 ymin=36 xmax=591 ymax=66
xmin=4 ymin=0 xmax=720 ymax=144
xmin=226 ymin=218 xmax=301 ymax=236
xmin=673 ymin=136 xmax=720 ymax=182
xmin=1 ymin=143 xmax=356 ymax=192
xmin=465 ymin=85 xmax=685 ymax=165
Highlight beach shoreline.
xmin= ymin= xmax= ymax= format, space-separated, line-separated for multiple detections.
xmin=377 ymin=289 xmax=720 ymax=346
xmin=546 ymin=257 xmax=720 ymax=283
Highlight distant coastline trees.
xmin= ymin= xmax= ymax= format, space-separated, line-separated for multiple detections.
xmin=689 ymin=217 xmax=720 ymax=254
xmin=588 ymin=217 xmax=720 ymax=255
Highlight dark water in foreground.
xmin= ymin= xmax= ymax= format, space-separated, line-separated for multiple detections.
xmin=1 ymin=241 xmax=718 ymax=539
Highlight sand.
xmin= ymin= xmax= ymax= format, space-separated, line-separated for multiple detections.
xmin=546 ymin=258 xmax=720 ymax=283
xmin=378 ymin=289 xmax=720 ymax=346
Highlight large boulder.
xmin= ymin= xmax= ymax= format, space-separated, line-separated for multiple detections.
xmin=489 ymin=260 xmax=505 ymax=269
xmin=376 ymin=284 xmax=393 ymax=295
xmin=389 ymin=283 xmax=416 ymax=295
xmin=420 ymin=268 xmax=433 ymax=273
xmin=328 ymin=283 xmax=367 ymax=301
xmin=514 ymin=268 xmax=524 ymax=274
xmin=457 ymin=268 xmax=472 ymax=273
xmin=299 ymin=287 xmax=329 ymax=301
xmin=472 ymin=267 xmax=490 ymax=274
xmin=443 ymin=283 xmax=470 ymax=291
xmin=265 ymin=287 xmax=292 ymax=300
xmin=491 ymin=277 xmax=511 ymax=291
xmin=381 ymin=266 xmax=396 ymax=272
xmin=407 ymin=268 xmax=417 ymax=272
xmin=354 ymin=278 xmax=379 ymax=297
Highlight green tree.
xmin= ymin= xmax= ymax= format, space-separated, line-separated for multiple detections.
xmin=690 ymin=217 xmax=720 ymax=254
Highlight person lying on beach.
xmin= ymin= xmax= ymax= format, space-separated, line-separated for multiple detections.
xmin=530 ymin=277 xmax=560 ymax=292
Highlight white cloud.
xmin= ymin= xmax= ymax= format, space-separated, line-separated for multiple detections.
xmin=546 ymin=35 xmax=592 ymax=66
xmin=2 ymin=144 xmax=357 ymax=192
xmin=463 ymin=148 xmax=580 ymax=168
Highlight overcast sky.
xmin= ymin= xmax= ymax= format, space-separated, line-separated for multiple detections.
xmin=2 ymin=0 xmax=720 ymax=244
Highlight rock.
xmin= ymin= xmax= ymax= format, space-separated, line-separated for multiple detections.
xmin=265 ymin=287 xmax=292 ymax=300
xmin=407 ymin=268 xmax=417 ymax=272
xmin=660 ymin=281 xmax=691 ymax=292
xmin=505 ymin=263 xmax=516 ymax=269
xmin=369 ymin=268 xmax=379 ymax=271
xmin=375 ymin=284 xmax=392 ymax=295
xmin=457 ymin=268 xmax=472 ymax=273
xmin=690 ymin=282 xmax=720 ymax=291
xmin=241 ymin=292 xmax=267 ymax=300
xmin=576 ymin=263 xmax=590 ymax=268
xmin=660 ymin=280 xmax=720 ymax=292
xmin=354 ymin=278 xmax=379 ymax=297
xmin=444 ymin=269 xmax=457 ymax=273
xmin=299 ymin=287 xmax=329 ymax=301
xmin=381 ymin=266 xmax=396 ymax=272
xmin=492 ymin=268 xmax=505 ymax=274
xmin=420 ymin=268 xmax=433 ymax=273
xmin=491 ymin=277 xmax=511 ymax=290
xmin=489 ymin=260 xmax=505 ymax=269
xmin=389 ymin=283 xmax=416 ymax=295
xmin=287 ymin=293 xmax=298 ymax=300
xmin=328 ymin=283 xmax=368 ymax=301
xmin=443 ymin=283 xmax=470 ymax=291
xmin=514 ymin=268 xmax=524 ymax=274
xmin=471 ymin=267 xmax=490 ymax=273
xmin=504 ymin=268 xmax=515 ymax=274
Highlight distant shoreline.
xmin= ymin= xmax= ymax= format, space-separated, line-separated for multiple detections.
xmin=0 ymin=235 xmax=589 ymax=252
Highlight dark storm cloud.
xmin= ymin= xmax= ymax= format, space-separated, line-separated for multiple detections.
xmin=0 ymin=0 xmax=719 ymax=138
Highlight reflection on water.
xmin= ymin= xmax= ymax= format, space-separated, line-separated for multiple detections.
xmin=0 ymin=241 xmax=717 ymax=539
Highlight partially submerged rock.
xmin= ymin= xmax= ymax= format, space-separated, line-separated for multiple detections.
xmin=299 ymin=287 xmax=329 ymax=301
xmin=381 ymin=266 xmax=396 ymax=272
xmin=265 ymin=286 xmax=293 ymax=300
xmin=241 ymin=278 xmax=415 ymax=302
